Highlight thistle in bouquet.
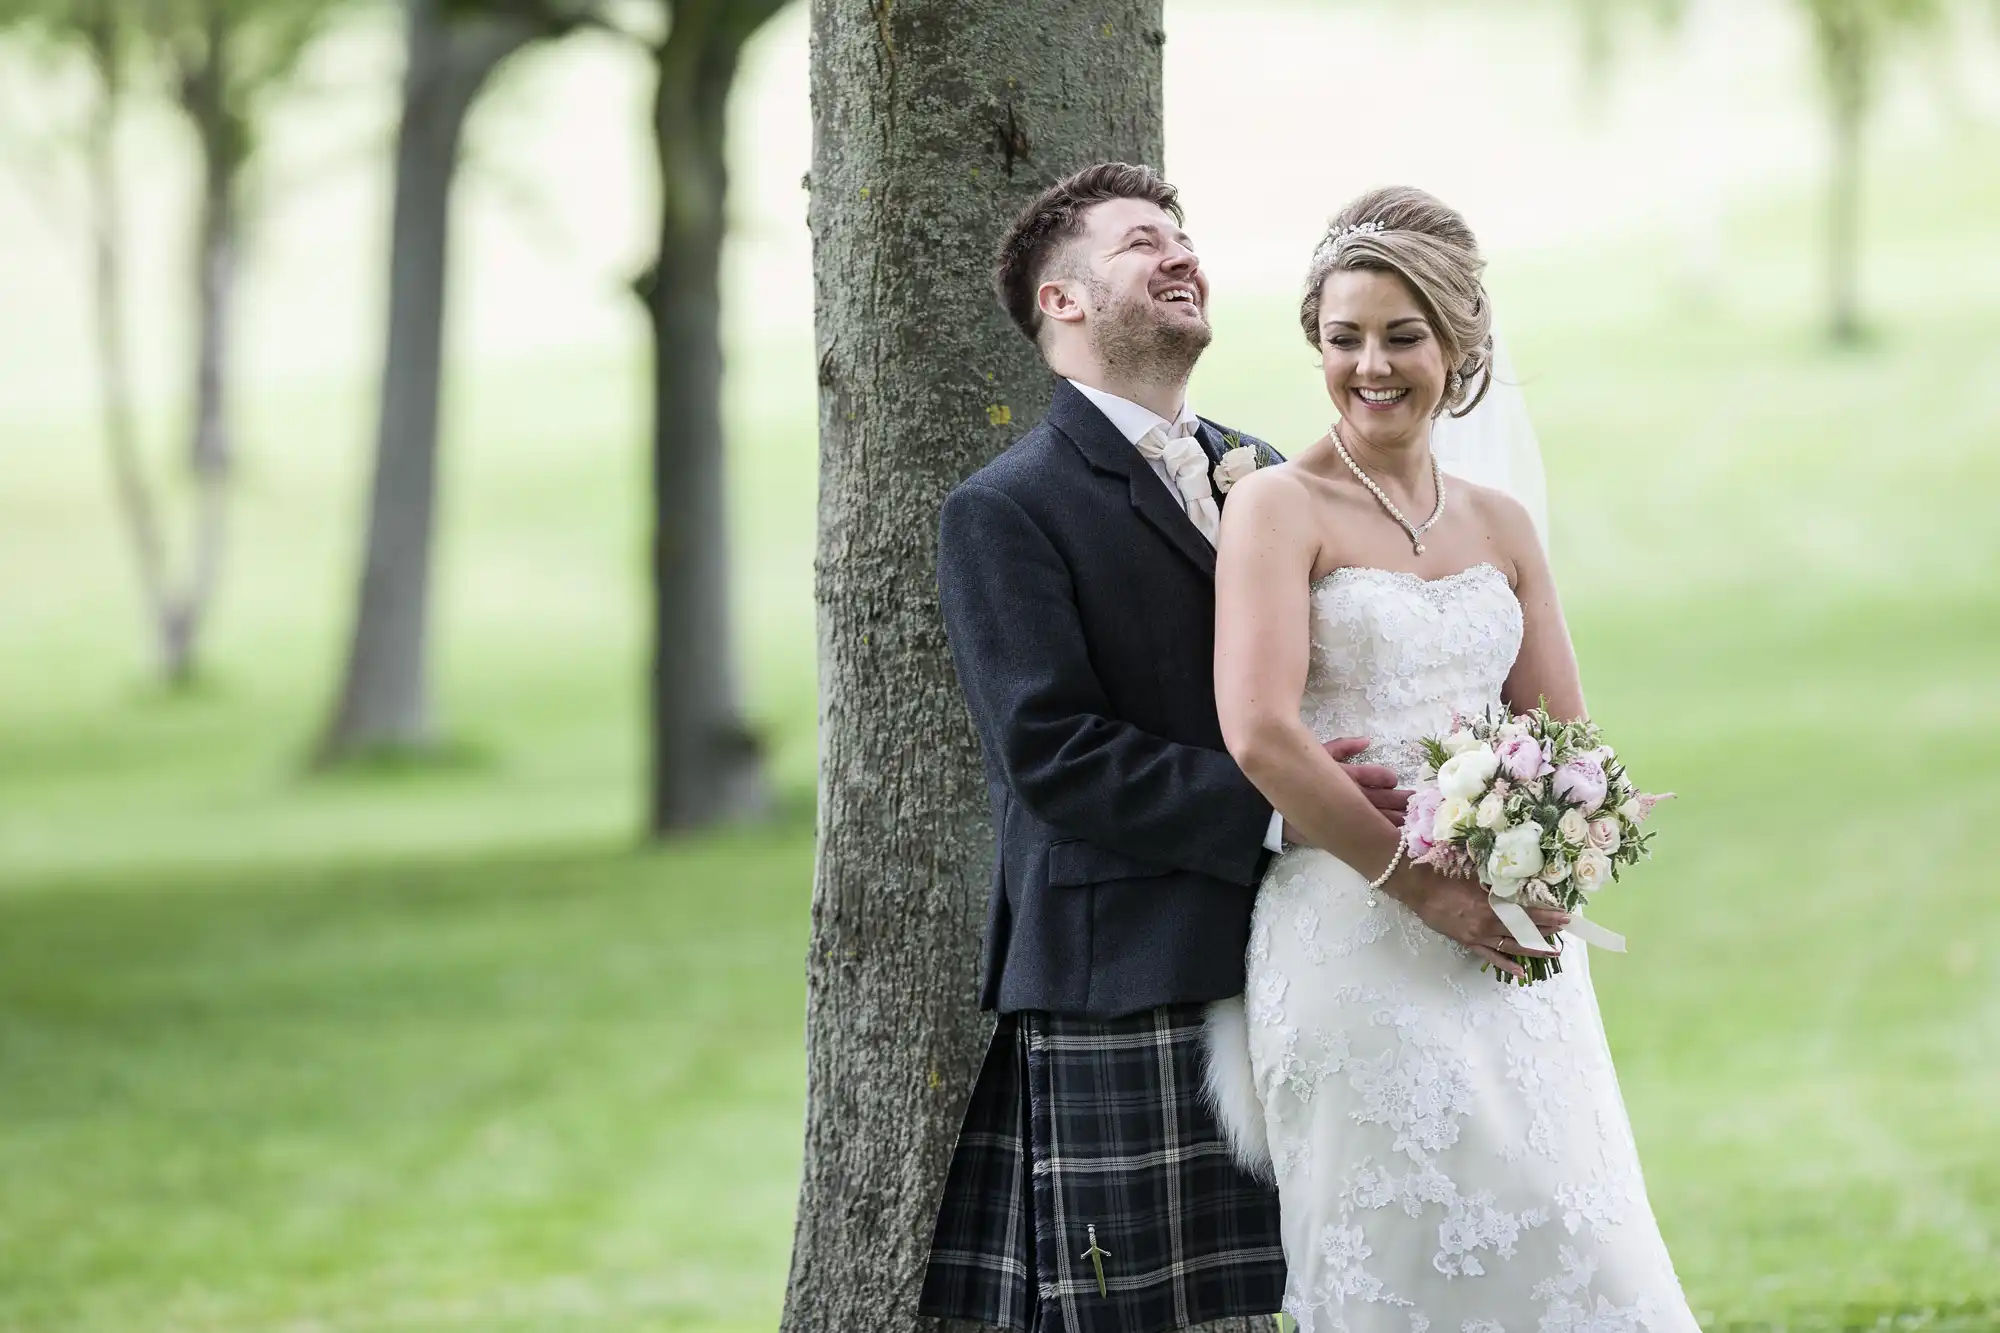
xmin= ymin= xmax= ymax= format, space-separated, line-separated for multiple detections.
xmin=1400 ymin=703 xmax=1671 ymax=985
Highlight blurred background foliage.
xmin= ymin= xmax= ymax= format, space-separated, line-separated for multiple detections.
xmin=0 ymin=0 xmax=1996 ymax=1329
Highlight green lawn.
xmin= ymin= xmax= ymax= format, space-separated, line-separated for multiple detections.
xmin=2 ymin=131 xmax=1997 ymax=1330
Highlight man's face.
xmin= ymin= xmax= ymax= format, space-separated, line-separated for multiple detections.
xmin=1045 ymin=197 xmax=1212 ymax=378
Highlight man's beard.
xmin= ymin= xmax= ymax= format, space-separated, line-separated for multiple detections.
xmin=1085 ymin=277 xmax=1212 ymax=385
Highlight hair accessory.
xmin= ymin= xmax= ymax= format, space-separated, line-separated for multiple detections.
xmin=1311 ymin=219 xmax=1389 ymax=266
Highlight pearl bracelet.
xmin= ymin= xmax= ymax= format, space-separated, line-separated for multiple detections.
xmin=1367 ymin=844 xmax=1403 ymax=907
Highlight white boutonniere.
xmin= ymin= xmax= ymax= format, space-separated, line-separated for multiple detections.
xmin=1214 ymin=430 xmax=1278 ymax=493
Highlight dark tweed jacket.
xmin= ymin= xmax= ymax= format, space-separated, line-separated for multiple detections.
xmin=936 ymin=378 xmax=1281 ymax=1019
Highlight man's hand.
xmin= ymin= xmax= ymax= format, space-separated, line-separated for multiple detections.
xmin=1325 ymin=735 xmax=1408 ymax=823
xmin=1389 ymin=865 xmax=1570 ymax=982
xmin=1279 ymin=736 xmax=1411 ymax=850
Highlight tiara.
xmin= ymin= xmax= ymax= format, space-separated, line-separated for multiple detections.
xmin=1311 ymin=219 xmax=1388 ymax=265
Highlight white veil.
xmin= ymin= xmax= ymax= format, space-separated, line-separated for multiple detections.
xmin=1428 ymin=327 xmax=1549 ymax=553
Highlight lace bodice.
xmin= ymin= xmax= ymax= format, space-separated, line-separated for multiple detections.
xmin=1300 ymin=563 xmax=1523 ymax=783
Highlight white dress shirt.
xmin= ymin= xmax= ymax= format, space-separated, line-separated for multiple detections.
xmin=1065 ymin=380 xmax=1205 ymax=509
xmin=1064 ymin=379 xmax=1288 ymax=856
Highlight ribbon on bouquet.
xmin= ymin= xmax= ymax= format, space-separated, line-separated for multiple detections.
xmin=1488 ymin=892 xmax=1627 ymax=956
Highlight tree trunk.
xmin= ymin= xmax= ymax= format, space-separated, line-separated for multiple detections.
xmin=80 ymin=3 xmax=173 ymax=666
xmin=1817 ymin=10 xmax=1870 ymax=344
xmin=167 ymin=29 xmax=241 ymax=685
xmin=318 ymin=0 xmax=539 ymax=759
xmin=639 ymin=0 xmax=784 ymax=835
xmin=786 ymin=5 xmax=1266 ymax=1331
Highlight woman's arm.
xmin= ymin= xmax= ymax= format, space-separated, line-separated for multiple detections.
xmin=1493 ymin=494 xmax=1586 ymax=723
xmin=1213 ymin=470 xmax=1409 ymax=878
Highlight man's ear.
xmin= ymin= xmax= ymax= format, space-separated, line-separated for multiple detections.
xmin=1037 ymin=276 xmax=1087 ymax=328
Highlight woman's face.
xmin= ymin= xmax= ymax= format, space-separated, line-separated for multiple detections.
xmin=1316 ymin=268 xmax=1449 ymax=450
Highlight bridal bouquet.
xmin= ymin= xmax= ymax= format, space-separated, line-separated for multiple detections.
xmin=1400 ymin=705 xmax=1670 ymax=985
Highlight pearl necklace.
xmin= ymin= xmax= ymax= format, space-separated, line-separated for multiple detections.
xmin=1330 ymin=421 xmax=1446 ymax=555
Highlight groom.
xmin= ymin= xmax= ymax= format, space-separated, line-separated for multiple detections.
xmin=919 ymin=164 xmax=1407 ymax=1332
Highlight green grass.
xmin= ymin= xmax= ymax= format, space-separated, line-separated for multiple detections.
xmin=2 ymin=117 xmax=1998 ymax=1333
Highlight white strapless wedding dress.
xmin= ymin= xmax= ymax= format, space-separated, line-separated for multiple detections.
xmin=1205 ymin=564 xmax=1699 ymax=1333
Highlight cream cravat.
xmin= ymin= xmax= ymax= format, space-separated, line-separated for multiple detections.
xmin=1135 ymin=422 xmax=1220 ymax=545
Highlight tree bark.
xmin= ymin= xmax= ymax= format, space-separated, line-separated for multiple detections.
xmin=638 ymin=0 xmax=785 ymax=835
xmin=786 ymin=5 xmax=1269 ymax=1331
xmin=318 ymin=0 xmax=540 ymax=759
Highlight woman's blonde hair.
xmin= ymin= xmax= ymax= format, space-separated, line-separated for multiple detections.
xmin=1300 ymin=186 xmax=1494 ymax=418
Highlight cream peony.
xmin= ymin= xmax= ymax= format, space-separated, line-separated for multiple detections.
xmin=1573 ymin=850 xmax=1614 ymax=894
xmin=1441 ymin=729 xmax=1483 ymax=758
xmin=1432 ymin=795 xmax=1475 ymax=842
xmin=1475 ymin=792 xmax=1507 ymax=830
xmin=1437 ymin=747 xmax=1500 ymax=800
xmin=1487 ymin=823 xmax=1545 ymax=883
xmin=1214 ymin=444 xmax=1261 ymax=493
xmin=1557 ymin=809 xmax=1589 ymax=846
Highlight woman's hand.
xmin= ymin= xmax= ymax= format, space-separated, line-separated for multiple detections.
xmin=1386 ymin=863 xmax=1569 ymax=981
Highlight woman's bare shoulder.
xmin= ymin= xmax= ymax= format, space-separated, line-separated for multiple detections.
xmin=1224 ymin=458 xmax=1320 ymax=516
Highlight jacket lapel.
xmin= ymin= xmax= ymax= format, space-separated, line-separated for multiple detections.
xmin=1049 ymin=380 xmax=1217 ymax=578
xmin=1194 ymin=418 xmax=1285 ymax=514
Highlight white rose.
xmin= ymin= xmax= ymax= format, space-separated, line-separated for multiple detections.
xmin=1557 ymin=808 xmax=1589 ymax=846
xmin=1496 ymin=720 xmax=1529 ymax=742
xmin=1432 ymin=796 xmax=1475 ymax=842
xmin=1436 ymin=746 xmax=1500 ymax=801
xmin=1617 ymin=798 xmax=1645 ymax=824
xmin=1587 ymin=817 xmax=1622 ymax=854
xmin=1573 ymin=850 xmax=1614 ymax=894
xmin=1542 ymin=853 xmax=1571 ymax=884
xmin=1487 ymin=823 xmax=1545 ymax=883
xmin=1475 ymin=792 xmax=1507 ymax=830
xmin=1214 ymin=444 xmax=1261 ymax=493
xmin=1441 ymin=729 xmax=1483 ymax=758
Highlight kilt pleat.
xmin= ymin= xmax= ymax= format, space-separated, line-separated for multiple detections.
xmin=921 ymin=1007 xmax=1285 ymax=1333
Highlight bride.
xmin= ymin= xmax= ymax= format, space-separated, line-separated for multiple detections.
xmin=1205 ymin=188 xmax=1699 ymax=1332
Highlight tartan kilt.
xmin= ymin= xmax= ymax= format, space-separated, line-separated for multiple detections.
xmin=920 ymin=1006 xmax=1286 ymax=1333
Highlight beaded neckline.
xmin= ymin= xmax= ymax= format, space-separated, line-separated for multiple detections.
xmin=1309 ymin=561 xmax=1506 ymax=592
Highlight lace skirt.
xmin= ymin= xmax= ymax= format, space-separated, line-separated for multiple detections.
xmin=1205 ymin=846 xmax=1700 ymax=1333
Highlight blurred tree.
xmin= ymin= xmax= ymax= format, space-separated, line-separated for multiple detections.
xmin=0 ymin=0 xmax=335 ymax=685
xmin=318 ymin=0 xmax=595 ymax=762
xmin=0 ymin=1 xmax=154 ymax=674
xmin=1566 ymin=0 xmax=1685 ymax=101
xmin=1797 ymin=0 xmax=1944 ymax=342
xmin=783 ymin=3 xmax=1275 ymax=1331
xmin=322 ymin=0 xmax=778 ymax=834
xmin=142 ymin=0 xmax=339 ymax=681
xmin=629 ymin=0 xmax=787 ymax=834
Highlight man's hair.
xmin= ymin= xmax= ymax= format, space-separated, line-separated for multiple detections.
xmin=993 ymin=162 xmax=1183 ymax=346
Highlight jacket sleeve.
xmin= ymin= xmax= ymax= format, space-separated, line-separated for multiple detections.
xmin=937 ymin=480 xmax=1273 ymax=888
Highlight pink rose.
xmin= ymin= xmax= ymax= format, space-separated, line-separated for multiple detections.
xmin=1552 ymin=756 xmax=1608 ymax=813
xmin=1586 ymin=817 xmax=1621 ymax=854
xmin=1403 ymin=786 xmax=1445 ymax=856
xmin=1497 ymin=733 xmax=1550 ymax=782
